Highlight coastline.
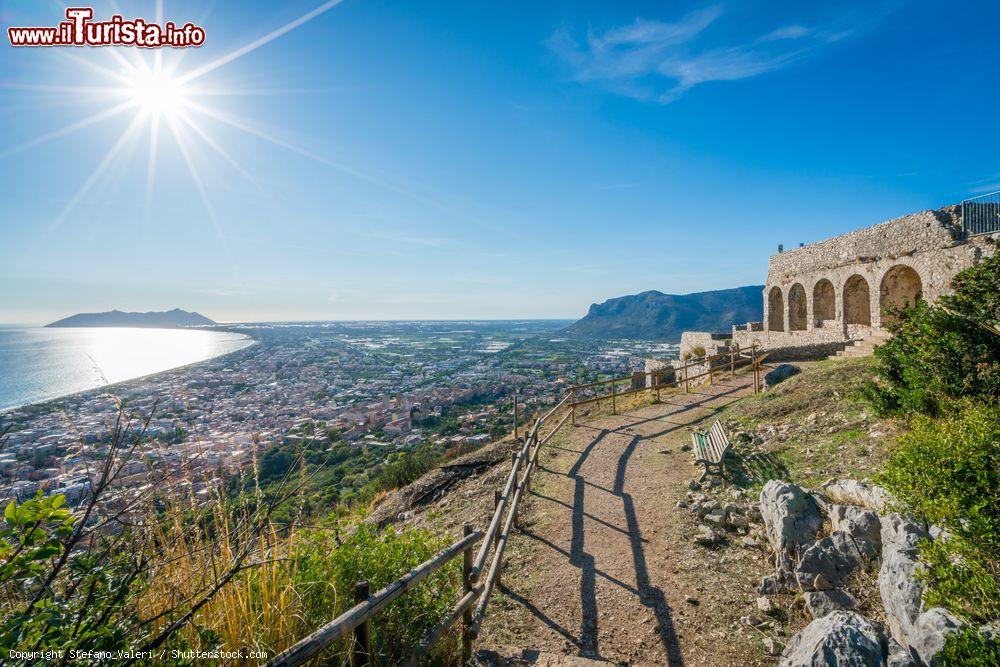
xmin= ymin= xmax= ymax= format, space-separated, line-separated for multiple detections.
xmin=0 ymin=328 xmax=257 ymax=415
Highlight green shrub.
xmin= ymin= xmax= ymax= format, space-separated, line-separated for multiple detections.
xmin=690 ymin=345 xmax=706 ymax=358
xmin=875 ymin=404 xmax=1000 ymax=622
xmin=864 ymin=253 xmax=1000 ymax=416
xmin=293 ymin=524 xmax=461 ymax=664
xmin=0 ymin=492 xmax=145 ymax=660
xmin=937 ymin=626 xmax=1000 ymax=666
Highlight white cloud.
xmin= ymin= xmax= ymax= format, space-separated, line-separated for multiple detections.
xmin=548 ymin=4 xmax=887 ymax=103
xmin=968 ymin=173 xmax=1000 ymax=195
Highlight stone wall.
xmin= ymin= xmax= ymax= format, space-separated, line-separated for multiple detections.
xmin=679 ymin=331 xmax=731 ymax=360
xmin=733 ymin=204 xmax=995 ymax=355
xmin=646 ymin=204 xmax=994 ymax=367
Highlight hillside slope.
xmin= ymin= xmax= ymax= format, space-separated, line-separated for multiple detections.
xmin=564 ymin=285 xmax=763 ymax=341
xmin=369 ymin=357 xmax=902 ymax=664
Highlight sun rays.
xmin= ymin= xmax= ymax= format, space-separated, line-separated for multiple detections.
xmin=2 ymin=0 xmax=352 ymax=277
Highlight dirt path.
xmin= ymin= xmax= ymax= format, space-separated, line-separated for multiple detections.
xmin=479 ymin=373 xmax=775 ymax=666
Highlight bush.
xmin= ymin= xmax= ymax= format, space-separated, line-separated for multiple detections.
xmin=864 ymin=253 xmax=1000 ymax=416
xmin=292 ymin=524 xmax=461 ymax=664
xmin=690 ymin=345 xmax=706 ymax=358
xmin=0 ymin=492 xmax=144 ymax=658
xmin=936 ymin=627 xmax=1000 ymax=666
xmin=875 ymin=404 xmax=1000 ymax=622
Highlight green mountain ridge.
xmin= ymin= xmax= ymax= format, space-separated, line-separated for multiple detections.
xmin=564 ymin=285 xmax=764 ymax=341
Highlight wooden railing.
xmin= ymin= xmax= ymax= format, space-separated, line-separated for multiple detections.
xmin=267 ymin=395 xmax=573 ymax=667
xmin=568 ymin=343 xmax=769 ymax=423
xmin=269 ymin=347 xmax=767 ymax=666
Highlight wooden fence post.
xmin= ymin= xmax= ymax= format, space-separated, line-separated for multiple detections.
xmin=684 ymin=367 xmax=689 ymax=393
xmin=513 ymin=390 xmax=519 ymax=442
xmin=462 ymin=524 xmax=474 ymax=664
xmin=352 ymin=581 xmax=371 ymax=667
xmin=730 ymin=350 xmax=736 ymax=377
xmin=571 ymin=388 xmax=576 ymax=426
xmin=493 ymin=491 xmax=502 ymax=549
xmin=511 ymin=453 xmax=520 ymax=531
xmin=611 ymin=381 xmax=617 ymax=415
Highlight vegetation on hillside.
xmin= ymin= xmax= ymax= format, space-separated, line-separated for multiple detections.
xmin=0 ymin=408 xmax=467 ymax=665
xmin=864 ymin=252 xmax=1000 ymax=416
xmin=864 ymin=252 xmax=1000 ymax=664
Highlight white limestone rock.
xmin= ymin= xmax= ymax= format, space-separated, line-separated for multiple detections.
xmin=879 ymin=514 xmax=930 ymax=649
xmin=912 ymin=607 xmax=965 ymax=666
xmin=829 ymin=504 xmax=882 ymax=558
xmin=795 ymin=531 xmax=868 ymax=591
xmin=803 ymin=588 xmax=858 ymax=619
xmin=819 ymin=478 xmax=893 ymax=513
xmin=780 ymin=611 xmax=886 ymax=667
xmin=759 ymin=480 xmax=822 ymax=568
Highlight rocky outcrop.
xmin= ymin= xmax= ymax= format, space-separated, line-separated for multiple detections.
xmin=758 ymin=481 xmax=823 ymax=593
xmin=912 ymin=608 xmax=965 ymax=666
xmin=763 ymin=364 xmax=800 ymax=390
xmin=795 ymin=531 xmax=870 ymax=591
xmin=748 ymin=477 xmax=967 ymax=666
xmin=803 ymin=588 xmax=858 ymax=619
xmin=780 ymin=611 xmax=886 ymax=667
xmin=759 ymin=481 xmax=822 ymax=563
xmin=820 ymin=479 xmax=893 ymax=513
xmin=879 ymin=514 xmax=930 ymax=649
xmin=829 ymin=504 xmax=882 ymax=558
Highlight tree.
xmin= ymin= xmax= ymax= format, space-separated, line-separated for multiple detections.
xmin=864 ymin=251 xmax=1000 ymax=415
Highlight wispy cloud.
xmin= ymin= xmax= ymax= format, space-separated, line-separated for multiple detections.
xmin=968 ymin=173 xmax=1000 ymax=195
xmin=547 ymin=3 xmax=892 ymax=103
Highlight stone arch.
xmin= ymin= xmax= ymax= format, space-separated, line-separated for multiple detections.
xmin=880 ymin=265 xmax=923 ymax=325
xmin=788 ymin=283 xmax=807 ymax=331
xmin=768 ymin=286 xmax=784 ymax=331
xmin=813 ymin=278 xmax=836 ymax=325
xmin=843 ymin=275 xmax=872 ymax=326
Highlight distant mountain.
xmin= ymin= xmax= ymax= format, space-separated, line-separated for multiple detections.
xmin=564 ymin=286 xmax=764 ymax=341
xmin=46 ymin=308 xmax=216 ymax=329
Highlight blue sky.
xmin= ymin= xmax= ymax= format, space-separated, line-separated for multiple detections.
xmin=1 ymin=0 xmax=998 ymax=324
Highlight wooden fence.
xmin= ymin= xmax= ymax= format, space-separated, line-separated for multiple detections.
xmin=267 ymin=395 xmax=572 ymax=667
xmin=268 ymin=348 xmax=768 ymax=666
xmin=568 ymin=343 xmax=769 ymax=423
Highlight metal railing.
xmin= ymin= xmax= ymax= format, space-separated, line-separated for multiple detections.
xmin=962 ymin=191 xmax=1000 ymax=236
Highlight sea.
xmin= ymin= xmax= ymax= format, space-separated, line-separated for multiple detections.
xmin=0 ymin=327 xmax=254 ymax=411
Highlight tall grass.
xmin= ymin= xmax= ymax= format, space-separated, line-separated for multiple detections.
xmin=2 ymin=404 xmax=465 ymax=665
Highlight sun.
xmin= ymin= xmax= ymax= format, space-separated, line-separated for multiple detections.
xmin=127 ymin=68 xmax=185 ymax=118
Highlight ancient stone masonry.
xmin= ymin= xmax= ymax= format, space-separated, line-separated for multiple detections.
xmin=730 ymin=205 xmax=996 ymax=358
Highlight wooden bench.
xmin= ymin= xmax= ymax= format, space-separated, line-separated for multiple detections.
xmin=691 ymin=421 xmax=731 ymax=481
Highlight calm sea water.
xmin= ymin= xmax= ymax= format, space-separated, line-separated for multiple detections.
xmin=0 ymin=328 xmax=254 ymax=411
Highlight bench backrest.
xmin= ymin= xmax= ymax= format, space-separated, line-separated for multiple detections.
xmin=706 ymin=421 xmax=730 ymax=461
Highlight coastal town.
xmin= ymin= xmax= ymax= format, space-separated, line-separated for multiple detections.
xmin=0 ymin=321 xmax=673 ymax=509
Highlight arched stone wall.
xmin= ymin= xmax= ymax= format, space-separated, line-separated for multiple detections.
xmin=788 ymin=283 xmax=807 ymax=331
xmin=843 ymin=275 xmax=872 ymax=326
xmin=768 ymin=286 xmax=784 ymax=331
xmin=812 ymin=279 xmax=836 ymax=325
xmin=879 ymin=265 xmax=923 ymax=325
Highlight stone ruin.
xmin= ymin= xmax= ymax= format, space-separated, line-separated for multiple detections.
xmin=728 ymin=204 xmax=994 ymax=359
xmin=643 ymin=203 xmax=996 ymax=381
